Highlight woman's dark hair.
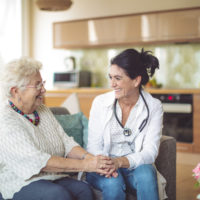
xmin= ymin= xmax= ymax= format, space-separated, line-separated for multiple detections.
xmin=111 ymin=48 xmax=159 ymax=86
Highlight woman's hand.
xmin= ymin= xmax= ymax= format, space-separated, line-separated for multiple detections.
xmin=105 ymin=157 xmax=130 ymax=178
xmin=97 ymin=158 xmax=121 ymax=178
xmin=103 ymin=158 xmax=120 ymax=178
xmin=83 ymin=154 xmax=114 ymax=175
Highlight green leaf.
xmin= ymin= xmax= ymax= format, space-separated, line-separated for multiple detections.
xmin=195 ymin=182 xmax=200 ymax=188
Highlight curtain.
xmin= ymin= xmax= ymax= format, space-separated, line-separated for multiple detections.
xmin=0 ymin=0 xmax=22 ymax=64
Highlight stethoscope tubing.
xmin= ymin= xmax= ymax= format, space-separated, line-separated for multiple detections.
xmin=113 ymin=90 xmax=149 ymax=135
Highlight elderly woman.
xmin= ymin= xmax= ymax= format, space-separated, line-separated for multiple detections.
xmin=0 ymin=57 xmax=113 ymax=200
xmin=86 ymin=48 xmax=165 ymax=200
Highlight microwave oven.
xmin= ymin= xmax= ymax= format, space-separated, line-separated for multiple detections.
xmin=53 ymin=70 xmax=91 ymax=88
xmin=53 ymin=70 xmax=79 ymax=88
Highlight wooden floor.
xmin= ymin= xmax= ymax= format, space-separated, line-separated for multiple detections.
xmin=176 ymin=152 xmax=200 ymax=200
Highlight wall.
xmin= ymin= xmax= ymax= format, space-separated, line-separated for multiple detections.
xmin=30 ymin=0 xmax=200 ymax=89
xmin=57 ymin=44 xmax=200 ymax=89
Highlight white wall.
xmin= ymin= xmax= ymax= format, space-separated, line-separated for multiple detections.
xmin=30 ymin=0 xmax=200 ymax=88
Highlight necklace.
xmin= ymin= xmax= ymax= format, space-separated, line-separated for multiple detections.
xmin=9 ymin=100 xmax=40 ymax=126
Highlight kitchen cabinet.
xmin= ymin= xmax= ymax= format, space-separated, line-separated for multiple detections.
xmin=157 ymin=9 xmax=200 ymax=42
xmin=45 ymin=88 xmax=200 ymax=153
xmin=193 ymin=93 xmax=200 ymax=152
xmin=53 ymin=8 xmax=200 ymax=48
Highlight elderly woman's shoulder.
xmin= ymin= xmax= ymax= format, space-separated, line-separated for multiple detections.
xmin=0 ymin=104 xmax=51 ymax=124
xmin=0 ymin=105 xmax=23 ymax=130
xmin=36 ymin=104 xmax=55 ymax=117
xmin=0 ymin=104 xmax=14 ymax=117
xmin=37 ymin=104 xmax=48 ymax=112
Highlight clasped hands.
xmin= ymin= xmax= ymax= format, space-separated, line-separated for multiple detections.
xmin=84 ymin=154 xmax=120 ymax=178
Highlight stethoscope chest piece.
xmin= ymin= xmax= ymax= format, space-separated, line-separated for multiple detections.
xmin=123 ymin=128 xmax=132 ymax=136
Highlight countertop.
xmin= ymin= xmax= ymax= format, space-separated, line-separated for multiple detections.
xmin=46 ymin=87 xmax=200 ymax=94
xmin=145 ymin=88 xmax=200 ymax=94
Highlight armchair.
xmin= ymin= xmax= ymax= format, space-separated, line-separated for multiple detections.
xmin=50 ymin=107 xmax=176 ymax=200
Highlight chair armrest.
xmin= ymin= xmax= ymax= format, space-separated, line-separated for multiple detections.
xmin=155 ymin=135 xmax=176 ymax=200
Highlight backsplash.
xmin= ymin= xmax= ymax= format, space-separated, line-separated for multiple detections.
xmin=58 ymin=43 xmax=200 ymax=88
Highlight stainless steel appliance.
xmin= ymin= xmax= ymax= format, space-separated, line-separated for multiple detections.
xmin=152 ymin=94 xmax=193 ymax=143
xmin=53 ymin=70 xmax=79 ymax=88
xmin=53 ymin=70 xmax=91 ymax=88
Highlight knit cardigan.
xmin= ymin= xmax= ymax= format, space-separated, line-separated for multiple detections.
xmin=0 ymin=104 xmax=78 ymax=199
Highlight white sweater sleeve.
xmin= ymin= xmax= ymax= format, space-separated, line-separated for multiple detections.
xmin=40 ymin=105 xmax=79 ymax=157
xmin=0 ymin=124 xmax=51 ymax=180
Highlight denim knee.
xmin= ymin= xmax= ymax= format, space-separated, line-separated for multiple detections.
xmin=134 ymin=164 xmax=157 ymax=186
xmin=86 ymin=172 xmax=126 ymax=200
xmin=132 ymin=165 xmax=159 ymax=200
xmin=101 ymin=177 xmax=126 ymax=199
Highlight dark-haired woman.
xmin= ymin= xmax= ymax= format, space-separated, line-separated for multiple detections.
xmin=86 ymin=49 xmax=166 ymax=200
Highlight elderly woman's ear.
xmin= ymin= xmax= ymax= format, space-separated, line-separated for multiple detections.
xmin=10 ymin=87 xmax=22 ymax=103
xmin=10 ymin=87 xmax=18 ymax=97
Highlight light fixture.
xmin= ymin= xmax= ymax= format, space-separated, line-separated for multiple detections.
xmin=36 ymin=0 xmax=73 ymax=11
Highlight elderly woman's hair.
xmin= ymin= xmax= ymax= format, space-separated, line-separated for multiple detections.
xmin=0 ymin=57 xmax=42 ymax=99
xmin=111 ymin=48 xmax=159 ymax=86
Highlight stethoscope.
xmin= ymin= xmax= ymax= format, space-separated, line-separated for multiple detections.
xmin=113 ymin=90 xmax=150 ymax=136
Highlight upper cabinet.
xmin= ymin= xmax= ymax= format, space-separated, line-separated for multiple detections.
xmin=53 ymin=8 xmax=200 ymax=49
xmin=157 ymin=9 xmax=200 ymax=42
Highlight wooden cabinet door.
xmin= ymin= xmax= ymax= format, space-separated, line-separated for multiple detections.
xmin=53 ymin=14 xmax=157 ymax=48
xmin=193 ymin=94 xmax=200 ymax=152
xmin=157 ymin=9 xmax=200 ymax=42
xmin=53 ymin=20 xmax=89 ymax=48
xmin=53 ymin=8 xmax=200 ymax=48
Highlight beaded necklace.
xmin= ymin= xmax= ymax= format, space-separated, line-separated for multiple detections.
xmin=9 ymin=100 xmax=40 ymax=126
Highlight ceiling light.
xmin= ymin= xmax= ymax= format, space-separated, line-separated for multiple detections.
xmin=36 ymin=0 xmax=73 ymax=11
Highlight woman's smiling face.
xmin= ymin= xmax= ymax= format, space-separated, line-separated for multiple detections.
xmin=109 ymin=64 xmax=140 ymax=100
xmin=17 ymin=72 xmax=46 ymax=113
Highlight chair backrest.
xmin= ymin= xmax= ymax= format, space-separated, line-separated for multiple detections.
xmin=50 ymin=107 xmax=70 ymax=115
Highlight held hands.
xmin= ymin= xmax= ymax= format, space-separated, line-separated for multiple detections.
xmin=106 ymin=158 xmax=121 ymax=178
xmin=83 ymin=154 xmax=113 ymax=175
xmin=83 ymin=154 xmax=121 ymax=178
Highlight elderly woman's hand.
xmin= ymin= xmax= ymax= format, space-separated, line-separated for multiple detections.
xmin=83 ymin=154 xmax=114 ymax=175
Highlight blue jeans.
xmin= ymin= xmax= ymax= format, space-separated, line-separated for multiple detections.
xmin=0 ymin=177 xmax=94 ymax=200
xmin=86 ymin=164 xmax=159 ymax=200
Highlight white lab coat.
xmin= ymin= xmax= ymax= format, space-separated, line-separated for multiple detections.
xmin=87 ymin=90 xmax=167 ymax=199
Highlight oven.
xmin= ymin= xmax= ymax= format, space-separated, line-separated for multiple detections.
xmin=152 ymin=94 xmax=193 ymax=143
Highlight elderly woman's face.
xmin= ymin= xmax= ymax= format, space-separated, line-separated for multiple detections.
xmin=17 ymin=72 xmax=46 ymax=113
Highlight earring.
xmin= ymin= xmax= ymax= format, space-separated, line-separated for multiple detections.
xmin=17 ymin=96 xmax=21 ymax=102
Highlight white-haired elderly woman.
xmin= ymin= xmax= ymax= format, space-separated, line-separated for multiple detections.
xmin=0 ymin=57 xmax=114 ymax=200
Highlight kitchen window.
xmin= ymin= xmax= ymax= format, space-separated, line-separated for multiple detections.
xmin=0 ymin=0 xmax=22 ymax=64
